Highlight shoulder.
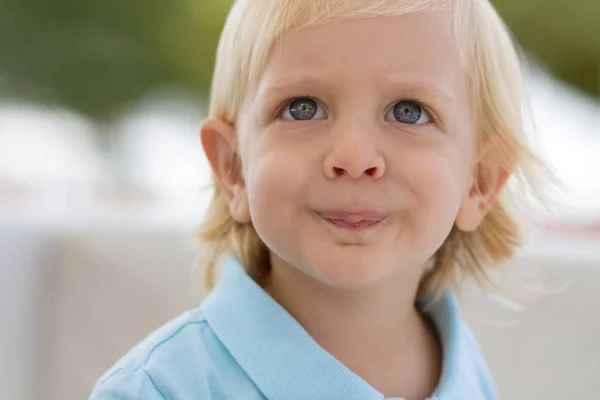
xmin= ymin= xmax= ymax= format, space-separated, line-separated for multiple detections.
xmin=425 ymin=292 xmax=498 ymax=400
xmin=455 ymin=321 xmax=498 ymax=400
xmin=89 ymin=308 xmax=235 ymax=400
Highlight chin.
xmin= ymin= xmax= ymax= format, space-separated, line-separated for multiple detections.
xmin=307 ymin=250 xmax=393 ymax=289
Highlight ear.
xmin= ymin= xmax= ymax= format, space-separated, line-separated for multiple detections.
xmin=455 ymin=143 xmax=511 ymax=232
xmin=200 ymin=117 xmax=251 ymax=224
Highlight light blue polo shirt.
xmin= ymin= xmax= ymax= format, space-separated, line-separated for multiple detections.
xmin=90 ymin=256 xmax=498 ymax=400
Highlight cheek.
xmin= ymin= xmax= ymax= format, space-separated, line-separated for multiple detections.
xmin=243 ymin=142 xmax=317 ymax=259
xmin=400 ymin=145 xmax=471 ymax=222
xmin=244 ymin=144 xmax=312 ymax=225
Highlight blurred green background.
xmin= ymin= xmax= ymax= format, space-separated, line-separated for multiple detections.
xmin=0 ymin=0 xmax=598 ymax=120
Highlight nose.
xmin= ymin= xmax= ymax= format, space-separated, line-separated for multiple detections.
xmin=323 ymin=122 xmax=385 ymax=180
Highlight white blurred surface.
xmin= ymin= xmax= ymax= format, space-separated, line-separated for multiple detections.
xmin=524 ymin=71 xmax=600 ymax=219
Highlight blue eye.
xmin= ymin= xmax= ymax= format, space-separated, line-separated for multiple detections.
xmin=386 ymin=100 xmax=430 ymax=124
xmin=281 ymin=98 xmax=327 ymax=121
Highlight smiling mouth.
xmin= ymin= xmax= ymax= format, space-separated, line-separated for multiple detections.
xmin=316 ymin=211 xmax=387 ymax=230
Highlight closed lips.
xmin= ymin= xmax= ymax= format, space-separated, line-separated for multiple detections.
xmin=316 ymin=211 xmax=388 ymax=228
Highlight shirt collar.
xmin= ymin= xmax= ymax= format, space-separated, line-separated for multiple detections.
xmin=202 ymin=256 xmax=466 ymax=400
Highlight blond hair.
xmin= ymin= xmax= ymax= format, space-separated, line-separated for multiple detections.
xmin=196 ymin=0 xmax=549 ymax=295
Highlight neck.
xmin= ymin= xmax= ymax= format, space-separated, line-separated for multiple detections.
xmin=263 ymin=253 xmax=441 ymax=399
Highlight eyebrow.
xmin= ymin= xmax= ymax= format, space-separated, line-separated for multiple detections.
xmin=257 ymin=74 xmax=457 ymax=106
xmin=257 ymin=75 xmax=341 ymax=100
xmin=392 ymin=80 xmax=457 ymax=105
xmin=375 ymin=70 xmax=459 ymax=105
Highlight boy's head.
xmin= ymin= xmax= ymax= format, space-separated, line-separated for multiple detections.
xmin=198 ymin=0 xmax=543 ymax=295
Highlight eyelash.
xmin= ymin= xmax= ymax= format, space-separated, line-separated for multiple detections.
xmin=273 ymin=95 xmax=438 ymax=125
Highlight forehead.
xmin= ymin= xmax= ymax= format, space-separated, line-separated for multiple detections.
xmin=257 ymin=12 xmax=467 ymax=99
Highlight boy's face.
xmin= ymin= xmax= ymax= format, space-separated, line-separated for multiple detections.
xmin=205 ymin=12 xmax=496 ymax=289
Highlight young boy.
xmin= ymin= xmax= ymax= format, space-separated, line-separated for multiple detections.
xmin=90 ymin=0 xmax=545 ymax=399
